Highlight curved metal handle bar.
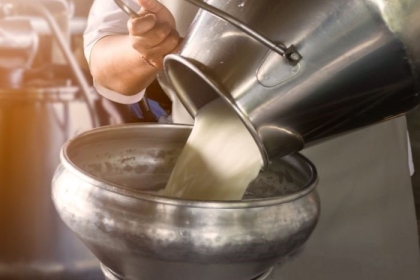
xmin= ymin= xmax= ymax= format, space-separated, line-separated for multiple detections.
xmin=186 ymin=0 xmax=302 ymax=65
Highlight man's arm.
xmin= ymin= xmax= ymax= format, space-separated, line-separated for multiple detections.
xmin=90 ymin=34 xmax=159 ymax=96
xmin=88 ymin=0 xmax=181 ymax=97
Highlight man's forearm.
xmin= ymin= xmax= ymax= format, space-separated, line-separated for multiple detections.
xmin=89 ymin=35 xmax=159 ymax=96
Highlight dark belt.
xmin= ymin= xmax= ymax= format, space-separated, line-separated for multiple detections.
xmin=137 ymin=79 xmax=172 ymax=122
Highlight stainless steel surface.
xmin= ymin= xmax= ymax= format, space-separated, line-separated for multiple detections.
xmin=0 ymin=87 xmax=102 ymax=279
xmin=102 ymin=264 xmax=274 ymax=280
xmin=5 ymin=0 xmax=99 ymax=127
xmin=0 ymin=18 xmax=38 ymax=88
xmin=164 ymin=0 xmax=420 ymax=166
xmin=0 ymin=19 xmax=38 ymax=69
xmin=186 ymin=0 xmax=301 ymax=65
xmin=52 ymin=124 xmax=319 ymax=280
xmin=1 ymin=0 xmax=73 ymax=64
xmin=255 ymin=267 xmax=274 ymax=280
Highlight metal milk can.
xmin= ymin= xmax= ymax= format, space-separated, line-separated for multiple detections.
xmin=164 ymin=0 xmax=420 ymax=166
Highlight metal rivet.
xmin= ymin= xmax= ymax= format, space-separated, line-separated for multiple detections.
xmin=290 ymin=53 xmax=300 ymax=61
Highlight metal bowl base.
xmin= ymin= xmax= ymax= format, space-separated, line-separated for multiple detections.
xmin=55 ymin=125 xmax=318 ymax=280
xmin=101 ymin=264 xmax=274 ymax=280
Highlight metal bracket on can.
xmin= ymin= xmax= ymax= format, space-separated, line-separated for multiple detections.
xmin=186 ymin=0 xmax=303 ymax=66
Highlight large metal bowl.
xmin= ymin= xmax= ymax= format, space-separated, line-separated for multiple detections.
xmin=52 ymin=124 xmax=319 ymax=280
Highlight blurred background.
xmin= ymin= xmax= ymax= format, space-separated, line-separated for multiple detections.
xmin=0 ymin=0 xmax=419 ymax=279
xmin=407 ymin=110 xmax=420 ymax=247
xmin=0 ymin=0 xmax=128 ymax=279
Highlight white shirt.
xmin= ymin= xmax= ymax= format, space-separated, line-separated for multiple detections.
xmin=84 ymin=0 xmax=197 ymax=124
xmin=84 ymin=1 xmax=420 ymax=278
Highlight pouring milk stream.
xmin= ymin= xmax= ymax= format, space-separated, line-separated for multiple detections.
xmin=163 ymin=98 xmax=263 ymax=200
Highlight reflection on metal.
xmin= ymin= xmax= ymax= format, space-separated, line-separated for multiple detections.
xmin=0 ymin=1 xmax=103 ymax=279
xmin=0 ymin=87 xmax=101 ymax=279
xmin=52 ymin=124 xmax=319 ymax=280
xmin=0 ymin=19 xmax=39 ymax=69
xmin=255 ymin=267 xmax=274 ymax=280
xmin=0 ymin=261 xmax=101 ymax=279
xmin=257 ymin=50 xmax=301 ymax=88
xmin=186 ymin=0 xmax=302 ymax=66
xmin=0 ymin=18 xmax=39 ymax=88
xmin=3 ymin=0 xmax=99 ymax=128
xmin=165 ymin=0 xmax=420 ymax=165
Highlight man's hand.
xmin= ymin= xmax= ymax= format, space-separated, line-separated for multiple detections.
xmin=128 ymin=0 xmax=181 ymax=69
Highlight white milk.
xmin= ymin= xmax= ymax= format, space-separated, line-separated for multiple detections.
xmin=163 ymin=98 xmax=263 ymax=200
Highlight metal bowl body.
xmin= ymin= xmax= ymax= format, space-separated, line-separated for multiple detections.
xmin=52 ymin=124 xmax=319 ymax=280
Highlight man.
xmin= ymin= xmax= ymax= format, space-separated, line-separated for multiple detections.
xmin=84 ymin=0 xmax=197 ymax=123
xmin=84 ymin=0 xmax=420 ymax=278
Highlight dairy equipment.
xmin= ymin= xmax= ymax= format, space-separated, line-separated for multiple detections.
xmin=52 ymin=124 xmax=319 ymax=280
xmin=49 ymin=0 xmax=420 ymax=279
xmin=49 ymin=2 xmax=318 ymax=280
xmin=164 ymin=0 xmax=420 ymax=166
xmin=0 ymin=1 xmax=104 ymax=278
xmin=0 ymin=18 xmax=38 ymax=88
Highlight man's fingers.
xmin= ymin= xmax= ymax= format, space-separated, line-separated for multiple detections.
xmin=152 ymin=28 xmax=181 ymax=55
xmin=132 ymin=22 xmax=172 ymax=48
xmin=170 ymin=37 xmax=184 ymax=54
xmin=136 ymin=29 xmax=181 ymax=69
xmin=136 ymin=0 xmax=164 ymax=14
xmin=128 ymin=14 xmax=157 ymax=35
xmin=132 ymin=27 xmax=179 ymax=55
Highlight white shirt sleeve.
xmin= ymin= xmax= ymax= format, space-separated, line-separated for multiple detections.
xmin=84 ymin=0 xmax=138 ymax=64
xmin=93 ymin=82 xmax=145 ymax=104
xmin=83 ymin=0 xmax=197 ymax=120
xmin=84 ymin=0 xmax=143 ymax=104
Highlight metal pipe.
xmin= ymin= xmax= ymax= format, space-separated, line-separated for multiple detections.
xmin=8 ymin=0 xmax=99 ymax=128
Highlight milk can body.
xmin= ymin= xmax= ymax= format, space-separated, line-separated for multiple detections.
xmin=165 ymin=0 xmax=420 ymax=164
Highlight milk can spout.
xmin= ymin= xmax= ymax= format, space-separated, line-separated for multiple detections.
xmin=165 ymin=54 xmax=305 ymax=167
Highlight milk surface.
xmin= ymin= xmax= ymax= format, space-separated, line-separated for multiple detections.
xmin=163 ymin=98 xmax=263 ymax=200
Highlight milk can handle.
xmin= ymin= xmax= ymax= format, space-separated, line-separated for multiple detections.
xmin=186 ymin=0 xmax=302 ymax=66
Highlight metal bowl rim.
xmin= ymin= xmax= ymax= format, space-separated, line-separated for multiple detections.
xmin=59 ymin=123 xmax=318 ymax=209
